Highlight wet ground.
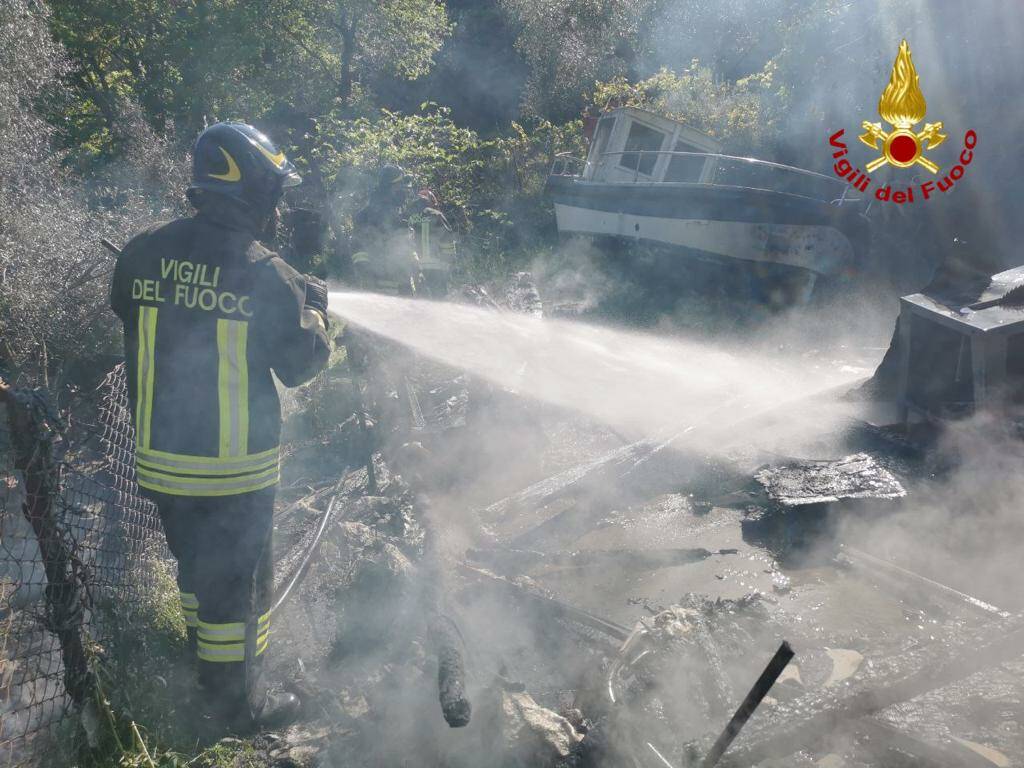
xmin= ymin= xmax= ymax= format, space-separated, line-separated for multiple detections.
xmin=263 ymin=276 xmax=1023 ymax=767
xmin=434 ymin=398 xmax=1024 ymax=767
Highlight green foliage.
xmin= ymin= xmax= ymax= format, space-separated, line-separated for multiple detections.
xmin=91 ymin=555 xmax=189 ymax=763
xmin=47 ymin=0 xmax=451 ymax=161
xmin=187 ymin=742 xmax=263 ymax=768
xmin=67 ymin=733 xmax=260 ymax=768
xmin=0 ymin=0 xmax=188 ymax=384
xmin=352 ymin=0 xmax=453 ymax=81
xmin=592 ymin=63 xmax=784 ymax=151
xmin=315 ymin=104 xmax=583 ymax=275
xmin=318 ymin=104 xmax=494 ymax=220
xmin=500 ymin=0 xmax=645 ymax=120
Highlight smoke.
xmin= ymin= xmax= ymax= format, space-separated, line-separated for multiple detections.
xmin=321 ymin=283 xmax=1024 ymax=763
xmin=2 ymin=1 xmax=1017 ymax=761
xmin=329 ymin=290 xmax=868 ymax=452
xmin=625 ymin=0 xmax=1024 ymax=284
xmin=529 ymin=237 xmax=620 ymax=315
xmin=835 ymin=411 xmax=1024 ymax=612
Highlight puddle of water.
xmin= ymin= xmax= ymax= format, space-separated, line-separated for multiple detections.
xmin=778 ymin=662 xmax=803 ymax=685
xmin=824 ymin=648 xmax=864 ymax=687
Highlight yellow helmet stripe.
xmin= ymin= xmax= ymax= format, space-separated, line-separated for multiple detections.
xmin=209 ymin=147 xmax=241 ymax=182
xmin=254 ymin=142 xmax=287 ymax=168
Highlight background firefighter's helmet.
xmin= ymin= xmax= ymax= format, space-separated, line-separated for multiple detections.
xmin=417 ymin=188 xmax=440 ymax=208
xmin=190 ymin=122 xmax=302 ymax=216
xmin=376 ymin=164 xmax=413 ymax=190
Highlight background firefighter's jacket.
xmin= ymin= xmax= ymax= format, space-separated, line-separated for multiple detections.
xmin=110 ymin=213 xmax=331 ymax=497
xmin=350 ymin=196 xmax=419 ymax=294
xmin=408 ymin=205 xmax=455 ymax=271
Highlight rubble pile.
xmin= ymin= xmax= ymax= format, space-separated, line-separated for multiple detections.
xmin=252 ymin=281 xmax=1024 ymax=768
xmin=752 ymin=454 xmax=906 ymax=508
xmin=262 ymin=455 xmax=443 ymax=766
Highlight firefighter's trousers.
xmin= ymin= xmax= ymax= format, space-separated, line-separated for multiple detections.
xmin=150 ymin=487 xmax=275 ymax=719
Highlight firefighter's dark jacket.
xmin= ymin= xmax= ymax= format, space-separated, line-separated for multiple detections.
xmin=111 ymin=204 xmax=330 ymax=498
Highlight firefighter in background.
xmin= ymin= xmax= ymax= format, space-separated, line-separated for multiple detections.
xmin=406 ymin=188 xmax=456 ymax=298
xmin=347 ymin=166 xmax=430 ymax=434
xmin=110 ymin=123 xmax=331 ymax=731
xmin=279 ymin=207 xmax=326 ymax=276
xmin=351 ymin=164 xmax=421 ymax=295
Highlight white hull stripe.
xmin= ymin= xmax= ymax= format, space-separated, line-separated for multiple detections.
xmin=553 ymin=203 xmax=852 ymax=275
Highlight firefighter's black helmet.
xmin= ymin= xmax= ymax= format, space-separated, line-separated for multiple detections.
xmin=190 ymin=122 xmax=301 ymax=215
xmin=376 ymin=164 xmax=412 ymax=189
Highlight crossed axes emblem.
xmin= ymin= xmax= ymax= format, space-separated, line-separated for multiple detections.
xmin=859 ymin=121 xmax=947 ymax=174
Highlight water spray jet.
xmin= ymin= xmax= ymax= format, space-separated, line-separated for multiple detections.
xmin=328 ymin=291 xmax=866 ymax=453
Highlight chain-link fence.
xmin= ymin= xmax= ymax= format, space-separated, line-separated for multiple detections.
xmin=0 ymin=365 xmax=167 ymax=766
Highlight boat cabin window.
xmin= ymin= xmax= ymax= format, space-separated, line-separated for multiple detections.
xmin=619 ymin=122 xmax=664 ymax=176
xmin=663 ymin=139 xmax=707 ymax=182
xmin=591 ymin=118 xmax=614 ymax=160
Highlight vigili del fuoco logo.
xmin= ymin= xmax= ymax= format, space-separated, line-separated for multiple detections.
xmin=827 ymin=39 xmax=977 ymax=205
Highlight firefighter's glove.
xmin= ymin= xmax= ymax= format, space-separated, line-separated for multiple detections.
xmin=303 ymin=275 xmax=329 ymax=318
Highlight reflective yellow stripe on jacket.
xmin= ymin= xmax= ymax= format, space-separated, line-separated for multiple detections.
xmin=217 ymin=319 xmax=249 ymax=457
xmin=134 ymin=313 xmax=280 ymax=497
xmin=135 ymin=306 xmax=158 ymax=450
xmin=136 ymin=447 xmax=279 ymax=497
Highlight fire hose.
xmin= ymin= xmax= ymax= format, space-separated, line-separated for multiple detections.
xmin=271 ymin=495 xmax=338 ymax=615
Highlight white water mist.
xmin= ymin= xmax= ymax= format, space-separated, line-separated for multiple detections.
xmin=329 ymin=291 xmax=869 ymax=452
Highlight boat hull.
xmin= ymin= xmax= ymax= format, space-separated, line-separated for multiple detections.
xmin=546 ymin=176 xmax=868 ymax=277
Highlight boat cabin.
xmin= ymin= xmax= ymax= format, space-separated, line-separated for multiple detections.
xmin=545 ymin=106 xmax=868 ymax=284
xmin=582 ymin=107 xmax=723 ymax=184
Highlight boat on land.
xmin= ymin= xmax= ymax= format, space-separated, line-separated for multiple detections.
xmin=546 ymin=107 xmax=870 ymax=298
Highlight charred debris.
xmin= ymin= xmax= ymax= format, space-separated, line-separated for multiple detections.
xmin=241 ymin=266 xmax=1024 ymax=768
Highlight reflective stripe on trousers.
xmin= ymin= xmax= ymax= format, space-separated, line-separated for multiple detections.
xmin=180 ymin=591 xmax=199 ymax=628
xmin=256 ymin=609 xmax=270 ymax=656
xmin=197 ymin=618 xmax=246 ymax=662
xmin=196 ymin=610 xmax=270 ymax=663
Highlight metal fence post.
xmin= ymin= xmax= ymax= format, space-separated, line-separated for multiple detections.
xmin=0 ymin=382 xmax=92 ymax=707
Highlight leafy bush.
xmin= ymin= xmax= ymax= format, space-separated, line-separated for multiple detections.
xmin=314 ymin=104 xmax=583 ymax=277
xmin=591 ymin=63 xmax=784 ymax=152
xmin=0 ymin=1 xmax=187 ymax=388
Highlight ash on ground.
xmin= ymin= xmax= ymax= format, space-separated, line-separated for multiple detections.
xmin=241 ymin=277 xmax=1023 ymax=768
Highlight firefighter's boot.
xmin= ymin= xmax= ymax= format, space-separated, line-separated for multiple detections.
xmin=253 ymin=690 xmax=301 ymax=730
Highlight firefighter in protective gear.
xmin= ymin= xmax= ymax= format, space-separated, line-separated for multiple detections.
xmin=351 ymin=164 xmax=421 ymax=295
xmin=110 ymin=122 xmax=330 ymax=731
xmin=406 ymin=188 xmax=456 ymax=298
